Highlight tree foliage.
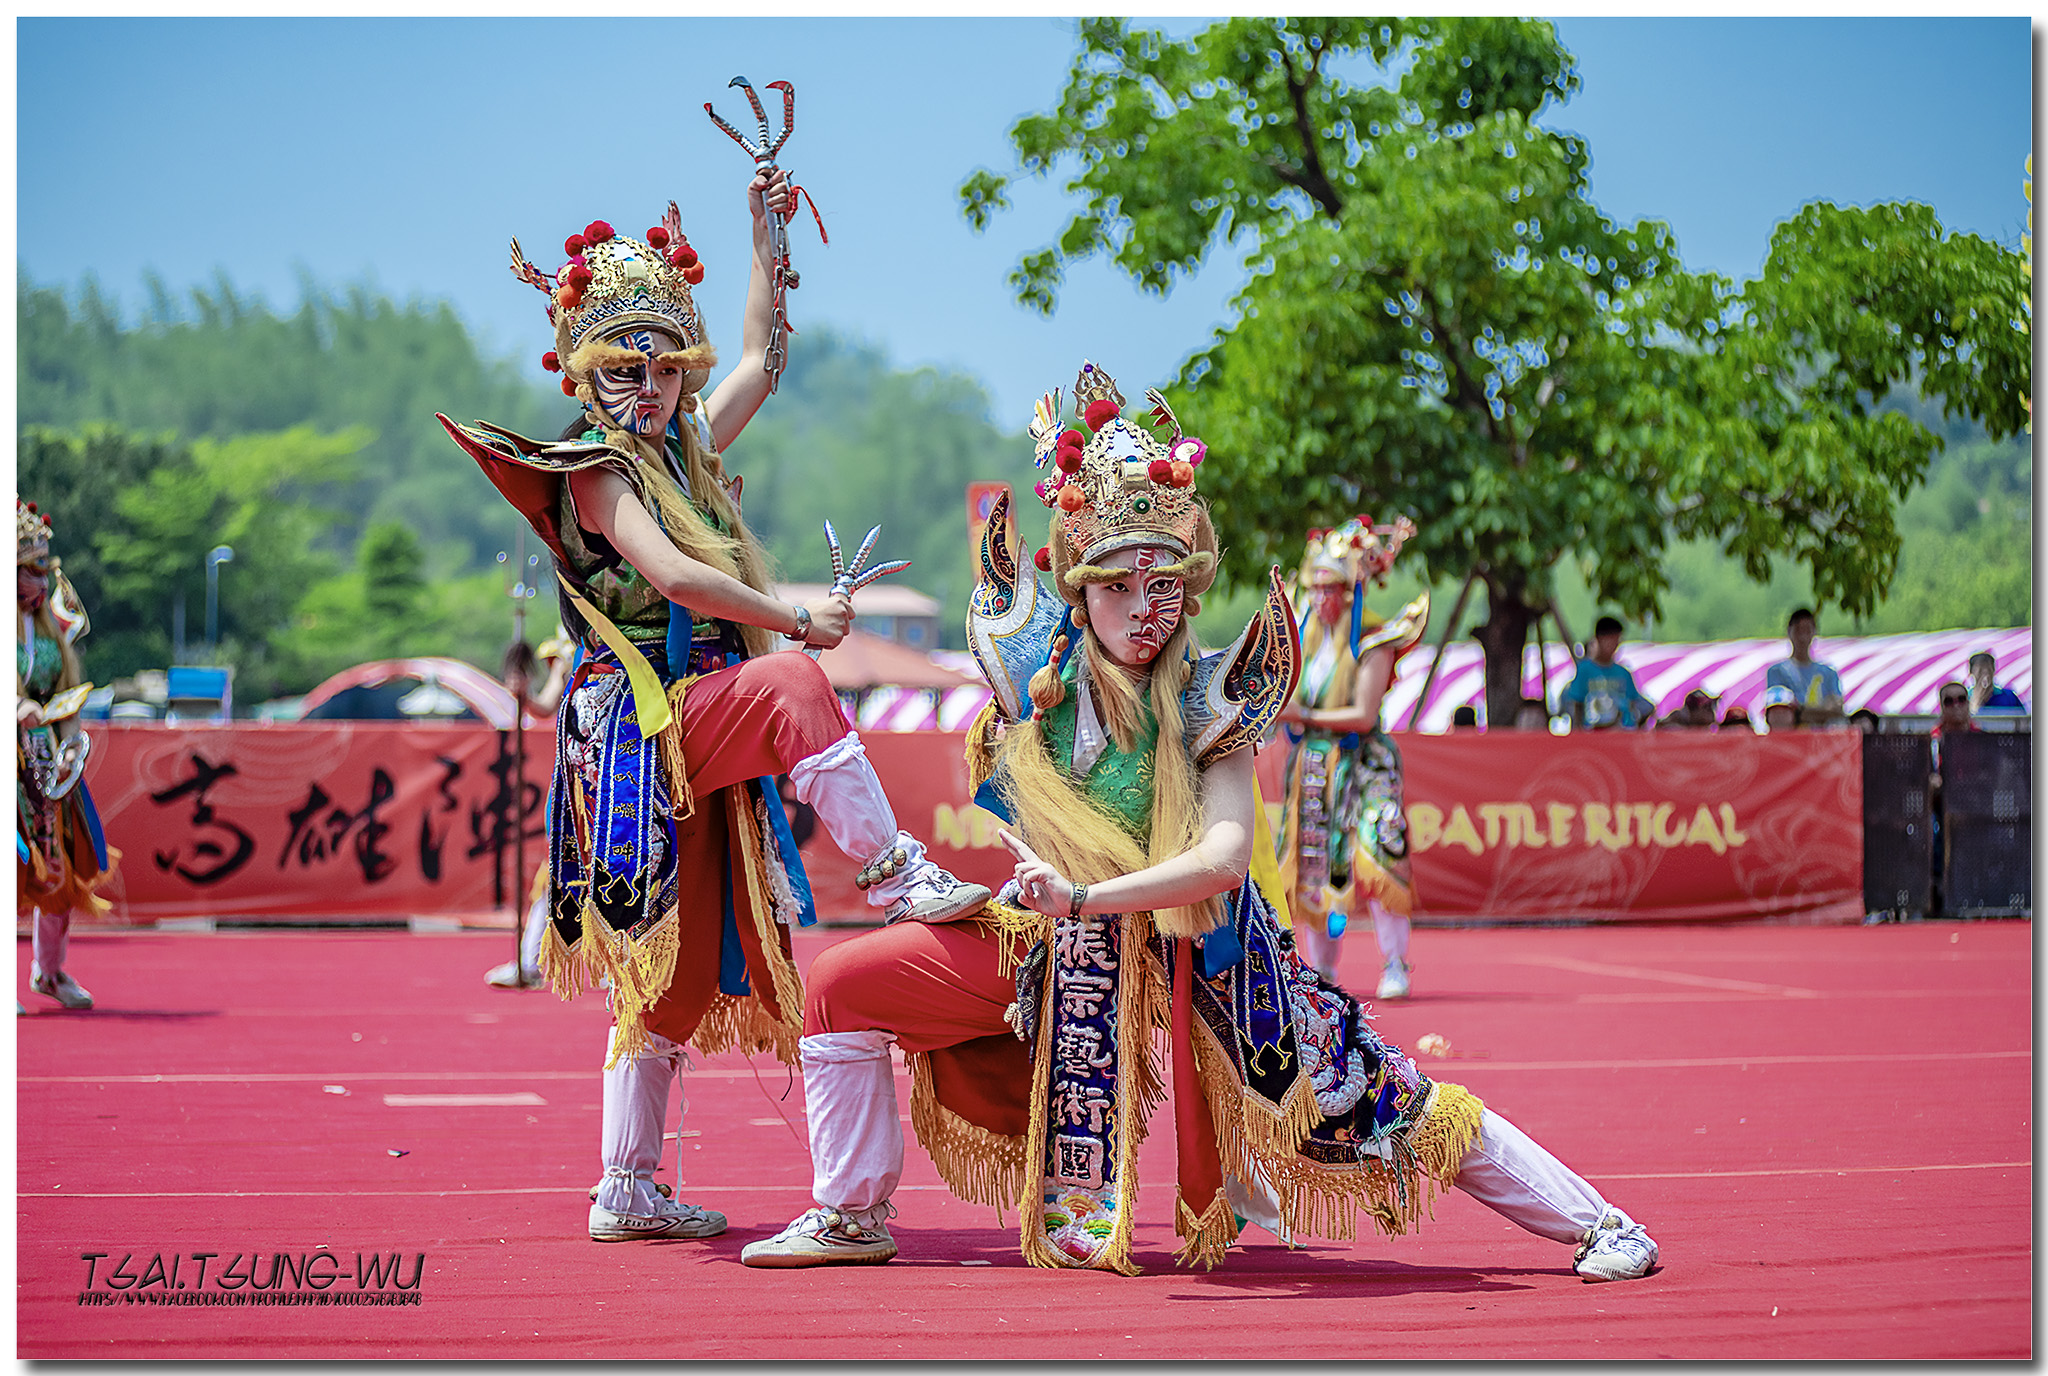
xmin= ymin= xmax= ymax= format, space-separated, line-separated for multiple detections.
xmin=964 ymin=17 xmax=2031 ymax=720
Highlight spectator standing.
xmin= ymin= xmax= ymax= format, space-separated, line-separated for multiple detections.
xmin=485 ymin=630 xmax=575 ymax=990
xmin=1967 ymin=652 xmax=2026 ymax=716
xmin=1849 ymin=708 xmax=1882 ymax=735
xmin=1765 ymin=609 xmax=1845 ymax=726
xmin=1560 ymin=616 xmax=1653 ymax=731
xmin=1928 ymin=681 xmax=1983 ymax=916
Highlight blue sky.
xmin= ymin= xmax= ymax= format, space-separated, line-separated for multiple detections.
xmin=15 ymin=17 xmax=2033 ymax=428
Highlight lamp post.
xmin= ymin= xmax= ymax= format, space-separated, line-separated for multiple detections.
xmin=204 ymin=545 xmax=235 ymax=660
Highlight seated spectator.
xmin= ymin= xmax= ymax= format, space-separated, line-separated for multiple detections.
xmin=1848 ymin=707 xmax=1882 ymax=735
xmin=1719 ymin=705 xmax=1753 ymax=733
xmin=1933 ymin=681 xmax=1979 ymax=744
xmin=1660 ymin=688 xmax=1719 ymax=730
xmin=1561 ymin=615 xmax=1653 ymax=731
xmin=1765 ymin=608 xmax=1845 ymax=726
xmin=1513 ymin=697 xmax=1551 ymax=731
xmin=1451 ymin=704 xmax=1481 ymax=731
xmin=1761 ymin=684 xmax=1801 ymax=733
xmin=1967 ymin=652 xmax=2026 ymax=716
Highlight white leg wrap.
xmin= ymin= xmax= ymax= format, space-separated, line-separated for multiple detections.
xmin=1453 ymin=1108 xmax=1613 ymax=1244
xmin=789 ymin=731 xmax=942 ymax=911
xmin=596 ymin=1030 xmax=685 ymax=1215
xmin=32 ymin=908 xmax=68 ymax=980
xmin=1370 ymin=900 xmax=1411 ymax=964
xmin=801 ymin=1030 xmax=903 ymax=1214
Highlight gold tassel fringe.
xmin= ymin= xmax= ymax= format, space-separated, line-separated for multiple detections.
xmin=1173 ymin=1187 xmax=1241 ymax=1271
xmin=906 ymin=1052 xmax=1028 ymax=1211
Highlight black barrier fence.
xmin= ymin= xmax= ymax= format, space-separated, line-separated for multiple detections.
xmin=1863 ymin=733 xmax=1935 ymax=918
xmin=1864 ymin=730 xmax=2032 ymax=920
xmin=1940 ymin=731 xmax=2033 ymax=918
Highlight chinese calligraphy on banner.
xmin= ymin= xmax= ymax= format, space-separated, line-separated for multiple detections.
xmin=69 ymin=724 xmax=1861 ymax=925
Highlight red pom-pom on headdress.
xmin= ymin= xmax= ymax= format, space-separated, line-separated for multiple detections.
xmin=683 ymin=264 xmax=705 ymax=285
xmin=1057 ymin=486 xmax=1087 ymax=513
xmin=560 ymin=377 xmax=578 ymax=396
xmin=1083 ymin=398 xmax=1120 ymax=431
xmin=1147 ymin=458 xmax=1174 ymax=484
xmin=1059 ymin=428 xmax=1085 ymax=449
xmin=1056 ymin=448 xmax=1084 ymax=474
xmin=646 ymin=226 xmax=670 ymax=249
xmin=565 ymin=265 xmax=593 ymax=290
xmin=1034 ymin=546 xmax=1053 ymax=572
xmin=541 ymin=351 xmax=561 ymax=372
xmin=669 ymin=245 xmax=699 ymax=269
xmin=584 ymin=220 xmax=615 ymax=244
xmin=557 ymin=285 xmax=583 ymax=309
xmin=564 ymin=234 xmax=588 ymax=257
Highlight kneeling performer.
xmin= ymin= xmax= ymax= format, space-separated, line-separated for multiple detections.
xmin=743 ymin=363 xmax=1656 ymax=1282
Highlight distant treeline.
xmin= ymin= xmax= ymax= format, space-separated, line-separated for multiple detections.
xmin=15 ymin=268 xmax=2030 ymax=706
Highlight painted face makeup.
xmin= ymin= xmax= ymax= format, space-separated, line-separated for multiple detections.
xmin=594 ymin=328 xmax=684 ymax=436
xmin=1083 ymin=546 xmax=1185 ymax=669
xmin=1308 ymin=579 xmax=1348 ymax=625
xmin=17 ymin=561 xmax=49 ymax=613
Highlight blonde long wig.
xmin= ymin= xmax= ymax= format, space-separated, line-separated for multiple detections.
xmin=570 ymin=359 xmax=779 ymax=660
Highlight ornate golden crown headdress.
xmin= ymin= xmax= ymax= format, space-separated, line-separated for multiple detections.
xmin=509 ymin=206 xmax=717 ymax=398
xmin=1029 ymin=361 xmax=1210 ymax=566
xmin=17 ymin=498 xmax=52 ymax=566
xmin=1299 ymin=514 xmax=1416 ymax=589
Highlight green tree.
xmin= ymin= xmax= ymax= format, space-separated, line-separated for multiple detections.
xmin=964 ymin=18 xmax=2030 ymax=721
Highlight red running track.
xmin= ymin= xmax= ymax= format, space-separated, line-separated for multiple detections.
xmin=17 ymin=919 xmax=2031 ymax=1359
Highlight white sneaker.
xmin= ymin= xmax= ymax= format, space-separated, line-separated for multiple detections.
xmin=485 ymin=960 xmax=544 ymax=989
xmin=883 ymin=866 xmax=991 ymax=926
xmin=31 ymin=969 xmax=93 ymax=1010
xmin=741 ymin=1203 xmax=898 ymax=1268
xmin=1375 ymin=959 xmax=1411 ymax=1000
xmin=588 ymin=1194 xmax=727 ymax=1243
xmin=1573 ymin=1210 xmax=1658 ymax=1282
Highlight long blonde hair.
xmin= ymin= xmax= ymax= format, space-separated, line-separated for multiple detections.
xmin=998 ymin=612 xmax=1223 ymax=939
xmin=575 ymin=383 xmax=779 ymax=660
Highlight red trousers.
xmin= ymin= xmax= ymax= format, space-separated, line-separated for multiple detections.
xmin=638 ymin=651 xmax=850 ymax=1047
xmin=804 ymin=920 xmax=1033 ymax=1139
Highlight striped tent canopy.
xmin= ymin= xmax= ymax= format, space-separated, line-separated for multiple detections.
xmin=1388 ymin=626 xmax=2032 ymax=733
xmin=853 ymin=632 xmax=2031 ymax=733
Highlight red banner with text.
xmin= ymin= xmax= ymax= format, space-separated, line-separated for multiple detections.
xmin=70 ymin=724 xmax=1862 ymax=925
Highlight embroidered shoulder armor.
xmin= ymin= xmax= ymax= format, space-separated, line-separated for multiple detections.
xmin=1356 ymin=590 xmax=1430 ymax=662
xmin=966 ymin=489 xmax=1066 ymax=722
xmin=437 ymin=414 xmax=635 ymax=568
xmin=1183 ymin=565 xmax=1302 ymax=767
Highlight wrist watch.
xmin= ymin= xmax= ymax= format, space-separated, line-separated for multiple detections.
xmin=783 ymin=604 xmax=812 ymax=643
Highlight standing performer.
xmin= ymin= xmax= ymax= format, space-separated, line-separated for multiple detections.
xmin=440 ymin=167 xmax=987 ymax=1245
xmin=1273 ymin=518 xmax=1428 ymax=997
xmin=486 ymin=629 xmax=574 ymax=991
xmin=17 ymin=499 xmax=114 ymax=1011
xmin=742 ymin=363 xmax=1657 ymax=1284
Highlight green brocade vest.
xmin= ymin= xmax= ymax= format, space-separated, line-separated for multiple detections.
xmin=555 ymin=430 xmax=725 ymax=647
xmin=1038 ymin=662 xmax=1159 ymax=844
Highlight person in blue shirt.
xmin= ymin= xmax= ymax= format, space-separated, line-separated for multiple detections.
xmin=1561 ymin=616 xmax=1653 ymax=731
xmin=1968 ymin=652 xmax=2026 ymax=715
xmin=1764 ymin=608 xmax=1845 ymax=726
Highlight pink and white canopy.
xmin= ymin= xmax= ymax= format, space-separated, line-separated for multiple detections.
xmin=1387 ymin=626 xmax=2032 ymax=733
xmin=854 ymin=632 xmax=2030 ymax=732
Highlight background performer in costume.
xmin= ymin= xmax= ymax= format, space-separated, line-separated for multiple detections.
xmin=741 ymin=363 xmax=1657 ymax=1284
xmin=17 ymin=499 xmax=115 ymax=1011
xmin=1274 ymin=518 xmax=1428 ymax=997
xmin=485 ymin=629 xmax=574 ymax=991
xmin=441 ymin=166 xmax=987 ymax=1247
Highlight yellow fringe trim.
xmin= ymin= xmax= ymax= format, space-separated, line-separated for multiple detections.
xmin=721 ymin=787 xmax=805 ymax=1065
xmin=659 ymin=679 xmax=698 ymax=820
xmin=1173 ymin=1187 xmax=1241 ymax=1271
xmin=963 ymin=699 xmax=1002 ymax=795
xmin=906 ymin=1052 xmax=1029 ymax=1211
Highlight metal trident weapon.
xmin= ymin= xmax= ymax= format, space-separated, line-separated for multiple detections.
xmin=805 ymin=521 xmax=911 ymax=659
xmin=705 ymin=76 xmax=824 ymax=395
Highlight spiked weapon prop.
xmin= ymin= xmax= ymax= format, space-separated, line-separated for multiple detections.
xmin=705 ymin=76 xmax=827 ymax=395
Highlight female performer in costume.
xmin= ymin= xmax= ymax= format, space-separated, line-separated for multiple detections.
xmin=1274 ymin=518 xmax=1428 ymax=997
xmin=440 ymin=169 xmax=986 ymax=1245
xmin=742 ymin=363 xmax=1657 ymax=1283
xmin=17 ymin=499 xmax=114 ymax=1010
